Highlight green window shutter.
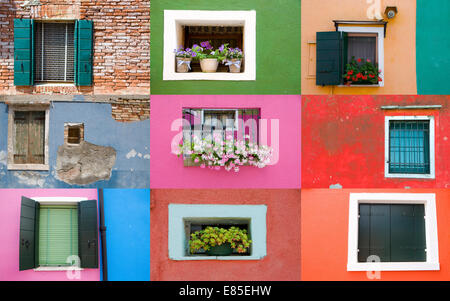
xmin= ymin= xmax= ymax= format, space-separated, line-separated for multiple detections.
xmin=14 ymin=19 xmax=34 ymax=86
xmin=74 ymin=20 xmax=93 ymax=86
xmin=316 ymin=31 xmax=345 ymax=86
xmin=38 ymin=205 xmax=78 ymax=266
xmin=78 ymin=200 xmax=98 ymax=268
xmin=19 ymin=196 xmax=39 ymax=271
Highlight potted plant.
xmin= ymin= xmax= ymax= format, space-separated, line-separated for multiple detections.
xmin=225 ymin=47 xmax=243 ymax=73
xmin=176 ymin=134 xmax=273 ymax=172
xmin=343 ymin=57 xmax=382 ymax=85
xmin=192 ymin=41 xmax=228 ymax=73
xmin=174 ymin=47 xmax=194 ymax=73
xmin=189 ymin=226 xmax=252 ymax=256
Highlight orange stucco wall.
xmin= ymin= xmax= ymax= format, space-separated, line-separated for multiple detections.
xmin=301 ymin=189 xmax=450 ymax=281
xmin=301 ymin=0 xmax=417 ymax=95
xmin=150 ymin=189 xmax=302 ymax=281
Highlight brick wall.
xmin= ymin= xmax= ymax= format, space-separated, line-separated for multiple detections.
xmin=0 ymin=0 xmax=150 ymax=96
xmin=111 ymin=98 xmax=150 ymax=122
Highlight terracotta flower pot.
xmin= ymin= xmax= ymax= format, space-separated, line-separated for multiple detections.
xmin=206 ymin=243 xmax=233 ymax=256
xmin=200 ymin=58 xmax=219 ymax=73
xmin=176 ymin=57 xmax=191 ymax=73
xmin=227 ymin=59 xmax=242 ymax=73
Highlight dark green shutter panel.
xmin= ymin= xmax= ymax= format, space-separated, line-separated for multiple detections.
xmin=19 ymin=196 xmax=39 ymax=270
xmin=316 ymin=31 xmax=345 ymax=86
xmin=358 ymin=204 xmax=390 ymax=262
xmin=78 ymin=200 xmax=98 ymax=268
xmin=14 ymin=19 xmax=34 ymax=86
xmin=75 ymin=20 xmax=93 ymax=86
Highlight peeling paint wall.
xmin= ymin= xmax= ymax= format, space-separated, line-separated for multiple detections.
xmin=302 ymin=95 xmax=450 ymax=188
xmin=0 ymin=102 xmax=150 ymax=188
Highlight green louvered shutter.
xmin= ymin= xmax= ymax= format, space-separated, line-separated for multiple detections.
xmin=316 ymin=31 xmax=345 ymax=86
xmin=78 ymin=200 xmax=98 ymax=268
xmin=19 ymin=196 xmax=39 ymax=270
xmin=74 ymin=20 xmax=93 ymax=86
xmin=14 ymin=19 xmax=34 ymax=86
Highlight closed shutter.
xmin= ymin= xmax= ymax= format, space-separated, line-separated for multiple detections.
xmin=239 ymin=109 xmax=259 ymax=144
xmin=19 ymin=196 xmax=39 ymax=271
xmin=14 ymin=19 xmax=34 ymax=86
xmin=38 ymin=205 xmax=78 ymax=266
xmin=316 ymin=31 xmax=345 ymax=86
xmin=35 ymin=22 xmax=75 ymax=83
xmin=75 ymin=20 xmax=93 ymax=86
xmin=13 ymin=111 xmax=45 ymax=164
xmin=78 ymin=200 xmax=98 ymax=268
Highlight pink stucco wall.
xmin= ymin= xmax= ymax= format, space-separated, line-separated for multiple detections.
xmin=0 ymin=189 xmax=100 ymax=281
xmin=150 ymin=95 xmax=301 ymax=188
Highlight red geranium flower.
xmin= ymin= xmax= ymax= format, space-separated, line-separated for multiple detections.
xmin=357 ymin=58 xmax=362 ymax=63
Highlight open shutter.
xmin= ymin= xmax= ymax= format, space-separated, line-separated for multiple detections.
xmin=316 ymin=31 xmax=345 ymax=86
xmin=19 ymin=196 xmax=39 ymax=270
xmin=78 ymin=200 xmax=98 ymax=268
xmin=75 ymin=20 xmax=93 ymax=86
xmin=14 ymin=19 xmax=34 ymax=86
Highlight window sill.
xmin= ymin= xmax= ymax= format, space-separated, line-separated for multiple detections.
xmin=347 ymin=262 xmax=440 ymax=271
xmin=337 ymin=84 xmax=381 ymax=87
xmin=34 ymin=266 xmax=83 ymax=272
xmin=34 ymin=83 xmax=76 ymax=87
xmin=170 ymin=255 xmax=264 ymax=261
xmin=164 ymin=72 xmax=255 ymax=81
xmin=385 ymin=173 xmax=435 ymax=179
xmin=7 ymin=164 xmax=49 ymax=171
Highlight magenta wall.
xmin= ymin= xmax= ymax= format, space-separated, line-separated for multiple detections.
xmin=0 ymin=189 xmax=100 ymax=281
xmin=150 ymin=95 xmax=301 ymax=188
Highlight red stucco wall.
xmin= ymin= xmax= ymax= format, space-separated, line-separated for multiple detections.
xmin=150 ymin=189 xmax=301 ymax=281
xmin=302 ymin=96 xmax=450 ymax=188
xmin=301 ymin=189 xmax=450 ymax=281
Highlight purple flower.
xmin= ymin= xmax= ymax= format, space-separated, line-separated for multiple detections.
xmin=218 ymin=44 xmax=225 ymax=52
xmin=191 ymin=52 xmax=197 ymax=57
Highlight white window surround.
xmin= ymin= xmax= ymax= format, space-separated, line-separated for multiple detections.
xmin=337 ymin=26 xmax=384 ymax=87
xmin=163 ymin=10 xmax=256 ymax=81
xmin=347 ymin=193 xmax=439 ymax=271
xmin=30 ymin=196 xmax=88 ymax=272
xmin=168 ymin=204 xmax=267 ymax=260
xmin=384 ymin=115 xmax=435 ymax=179
xmin=7 ymin=105 xmax=50 ymax=171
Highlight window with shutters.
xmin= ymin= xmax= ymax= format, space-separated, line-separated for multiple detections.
xmin=385 ymin=116 xmax=435 ymax=179
xmin=182 ymin=108 xmax=260 ymax=166
xmin=64 ymin=123 xmax=84 ymax=145
xmin=34 ymin=22 xmax=75 ymax=83
xmin=347 ymin=193 xmax=439 ymax=271
xmin=316 ymin=23 xmax=385 ymax=86
xmin=163 ymin=10 xmax=256 ymax=80
xmin=168 ymin=204 xmax=267 ymax=260
xmin=19 ymin=197 xmax=98 ymax=271
xmin=7 ymin=107 xmax=49 ymax=170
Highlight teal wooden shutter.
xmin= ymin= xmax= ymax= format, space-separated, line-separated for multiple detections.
xmin=316 ymin=31 xmax=345 ymax=86
xmin=19 ymin=196 xmax=39 ymax=270
xmin=78 ymin=200 xmax=98 ymax=268
xmin=14 ymin=19 xmax=34 ymax=86
xmin=74 ymin=20 xmax=93 ymax=86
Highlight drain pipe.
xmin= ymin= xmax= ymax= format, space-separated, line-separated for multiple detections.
xmin=98 ymin=188 xmax=108 ymax=281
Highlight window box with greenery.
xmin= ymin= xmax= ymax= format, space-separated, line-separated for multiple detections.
xmin=14 ymin=19 xmax=93 ymax=86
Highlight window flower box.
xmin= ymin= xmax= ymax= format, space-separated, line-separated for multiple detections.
xmin=343 ymin=57 xmax=382 ymax=86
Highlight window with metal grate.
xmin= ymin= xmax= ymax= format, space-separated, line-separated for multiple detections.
xmin=34 ymin=22 xmax=75 ymax=83
xmin=389 ymin=120 xmax=430 ymax=174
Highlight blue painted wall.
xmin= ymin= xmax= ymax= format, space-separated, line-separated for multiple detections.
xmin=0 ymin=101 xmax=150 ymax=188
xmin=101 ymin=189 xmax=150 ymax=281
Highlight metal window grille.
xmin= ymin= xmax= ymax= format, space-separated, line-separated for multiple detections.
xmin=34 ymin=22 xmax=75 ymax=83
xmin=389 ymin=120 xmax=430 ymax=174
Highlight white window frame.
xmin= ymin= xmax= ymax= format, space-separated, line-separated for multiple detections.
xmin=384 ymin=115 xmax=435 ymax=179
xmin=7 ymin=105 xmax=50 ymax=171
xmin=337 ymin=26 xmax=384 ymax=87
xmin=347 ymin=193 xmax=439 ymax=271
xmin=168 ymin=204 xmax=267 ymax=260
xmin=30 ymin=197 xmax=87 ymax=272
xmin=163 ymin=10 xmax=256 ymax=81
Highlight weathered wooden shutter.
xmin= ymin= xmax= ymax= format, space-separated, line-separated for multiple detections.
xmin=13 ymin=111 xmax=45 ymax=164
xmin=316 ymin=31 xmax=345 ymax=86
xmin=74 ymin=20 xmax=93 ymax=86
xmin=78 ymin=200 xmax=98 ymax=268
xmin=14 ymin=19 xmax=34 ymax=86
xmin=19 ymin=196 xmax=39 ymax=270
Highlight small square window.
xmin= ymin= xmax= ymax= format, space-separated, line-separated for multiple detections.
xmin=385 ymin=116 xmax=435 ymax=179
xmin=64 ymin=123 xmax=84 ymax=145
xmin=34 ymin=22 xmax=75 ymax=83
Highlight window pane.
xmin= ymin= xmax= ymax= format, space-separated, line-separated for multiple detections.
xmin=347 ymin=36 xmax=377 ymax=64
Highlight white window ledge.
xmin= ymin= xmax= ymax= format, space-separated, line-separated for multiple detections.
xmin=34 ymin=83 xmax=76 ymax=87
xmin=34 ymin=266 xmax=83 ymax=272
xmin=347 ymin=262 xmax=440 ymax=272
xmin=172 ymin=255 xmax=264 ymax=261
xmin=337 ymin=84 xmax=380 ymax=88
xmin=7 ymin=164 xmax=49 ymax=171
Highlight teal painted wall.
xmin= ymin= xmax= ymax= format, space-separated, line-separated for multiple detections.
xmin=150 ymin=0 xmax=301 ymax=95
xmin=416 ymin=0 xmax=450 ymax=94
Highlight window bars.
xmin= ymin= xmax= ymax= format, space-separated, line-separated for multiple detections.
xmin=389 ymin=120 xmax=430 ymax=174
